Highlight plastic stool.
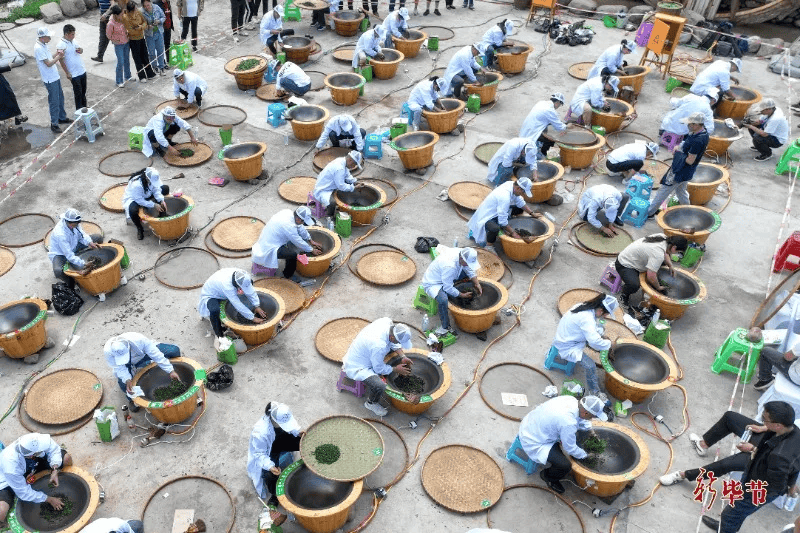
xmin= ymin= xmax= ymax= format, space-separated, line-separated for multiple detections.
xmin=168 ymin=42 xmax=193 ymax=69
xmin=660 ymin=131 xmax=683 ymax=152
xmin=634 ymin=21 xmax=653 ymax=47
xmin=267 ymin=103 xmax=287 ymax=127
xmin=264 ymin=62 xmax=277 ymax=83
xmin=128 ymin=126 xmax=145 ymax=150
xmin=665 ymin=77 xmax=686 ymax=93
xmin=307 ymin=192 xmax=326 ymax=219
xmin=544 ymin=345 xmax=575 ymax=376
xmin=252 ymin=263 xmax=277 ymax=276
xmin=619 ymin=197 xmax=650 ymax=228
xmin=413 ymin=285 xmax=438 ymax=316
xmin=564 ymin=107 xmax=584 ymax=126
xmin=337 ymin=370 xmax=365 ymax=397
xmin=711 ymin=328 xmax=764 ymax=384
xmin=773 ymin=231 xmax=800 ymax=272
xmin=400 ymin=103 xmax=413 ymax=126
xmin=364 ymin=133 xmax=383 ymax=159
xmin=284 ymin=0 xmax=302 ymax=21
xmin=506 ymin=436 xmax=538 ymax=475
xmin=776 ymin=139 xmax=800 ymax=176
xmin=625 ymin=173 xmax=653 ymax=201
xmin=600 ymin=263 xmax=622 ymax=293
xmin=73 ymin=107 xmax=103 ymax=143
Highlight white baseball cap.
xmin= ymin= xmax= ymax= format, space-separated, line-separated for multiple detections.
xmin=551 ymin=92 xmax=566 ymax=104
xmin=348 ymin=150 xmax=363 ymax=169
xmin=391 ymin=324 xmax=412 ymax=350
xmin=580 ymin=395 xmax=609 ymax=421
xmin=602 ymin=295 xmax=619 ymax=315
xmin=680 ymin=111 xmax=705 ymax=125
xmin=622 ymin=40 xmax=636 ymax=52
xmin=607 ymin=76 xmax=620 ymax=94
xmin=63 ymin=208 xmax=82 ymax=222
xmin=274 ymin=5 xmax=284 ymax=15
xmin=173 ymin=68 xmax=184 ymax=78
xmin=504 ymin=20 xmax=514 ymax=35
xmin=270 ymin=402 xmax=301 ymax=434
xmin=730 ymin=58 xmax=742 ymax=72
xmin=295 ymin=205 xmax=314 ymax=225
xmin=233 ymin=269 xmax=253 ymax=291
xmin=515 ymin=177 xmax=533 ymax=197
xmin=37 ymin=27 xmax=52 ymax=38
xmin=398 ymin=7 xmax=410 ymax=19
xmin=434 ymin=77 xmax=448 ymax=92
xmin=705 ymin=87 xmax=719 ymax=101
xmin=459 ymin=248 xmax=480 ymax=271
xmin=162 ymin=106 xmax=177 ymax=117
xmin=105 ymin=336 xmax=131 ymax=365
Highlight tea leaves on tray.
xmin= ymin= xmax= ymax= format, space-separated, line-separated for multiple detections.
xmin=394 ymin=374 xmax=424 ymax=394
xmin=179 ymin=148 xmax=195 ymax=158
xmin=578 ymin=435 xmax=608 ymax=470
xmin=236 ymin=58 xmax=260 ymax=71
xmin=153 ymin=379 xmax=190 ymax=401
xmin=313 ymin=443 xmax=341 ymax=464
xmin=40 ymin=493 xmax=74 ymax=523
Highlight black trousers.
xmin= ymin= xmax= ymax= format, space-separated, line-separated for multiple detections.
xmin=330 ymin=128 xmax=366 ymax=148
xmin=163 ymin=26 xmax=172 ymax=52
xmin=260 ymin=427 xmax=302 ymax=502
xmin=277 ymin=244 xmax=299 ymax=278
xmin=70 ymin=74 xmax=88 ymax=110
xmin=148 ymin=123 xmax=181 ymax=155
xmin=684 ymin=411 xmax=753 ymax=482
xmin=542 ymin=443 xmax=573 ymax=482
xmin=179 ymin=87 xmax=203 ymax=107
xmin=536 ymin=133 xmax=554 ymax=156
xmin=180 ymin=16 xmax=198 ymax=49
xmin=485 ymin=207 xmax=524 ymax=244
xmin=749 ymin=130 xmax=783 ymax=157
xmin=266 ymin=30 xmax=294 ymax=54
xmin=388 ymin=0 xmax=405 ymax=9
xmin=312 ymin=6 xmax=329 ymax=25
xmin=206 ymin=298 xmax=225 ymax=337
xmin=758 ymin=346 xmax=800 ymax=384
xmin=97 ymin=18 xmax=110 ymax=59
xmin=129 ymin=38 xmax=155 ymax=79
xmin=606 ymin=159 xmax=643 ymax=174
xmin=230 ymin=0 xmax=249 ymax=30
xmin=127 ymin=185 xmax=170 ymax=231
xmin=615 ymin=258 xmax=641 ymax=300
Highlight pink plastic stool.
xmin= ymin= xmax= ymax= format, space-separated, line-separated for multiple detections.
xmin=564 ymin=108 xmax=584 ymax=126
xmin=600 ymin=263 xmax=622 ymax=293
xmin=252 ymin=263 xmax=277 ymax=276
xmin=336 ymin=370 xmax=365 ymax=397
xmin=774 ymin=231 xmax=800 ymax=273
xmin=307 ymin=192 xmax=326 ymax=219
xmin=659 ymin=131 xmax=683 ymax=152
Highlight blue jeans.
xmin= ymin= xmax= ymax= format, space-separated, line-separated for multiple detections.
xmin=489 ymin=164 xmax=513 ymax=186
xmin=280 ymin=77 xmax=310 ymax=96
xmin=434 ymin=290 xmax=451 ymax=330
xmin=578 ymin=354 xmax=600 ymax=394
xmin=719 ymin=493 xmax=778 ymax=533
xmin=116 ymin=343 xmax=181 ymax=395
xmin=44 ymin=80 xmax=67 ymax=126
xmin=145 ymin=32 xmax=166 ymax=70
xmin=113 ymin=42 xmax=131 ymax=85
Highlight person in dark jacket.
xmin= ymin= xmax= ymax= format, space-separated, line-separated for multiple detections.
xmin=659 ymin=401 xmax=800 ymax=533
xmin=0 ymin=65 xmax=27 ymax=126
xmin=154 ymin=0 xmax=174 ymax=52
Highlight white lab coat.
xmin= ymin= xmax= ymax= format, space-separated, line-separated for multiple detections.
xmin=121 ymin=170 xmax=165 ymax=217
xmin=552 ymin=307 xmax=611 ymax=362
xmin=0 ymin=434 xmax=64 ymax=504
xmin=313 ymin=157 xmax=356 ymax=207
xmin=421 ymin=246 xmax=476 ymax=299
xmin=487 ymin=137 xmax=537 ymax=183
xmin=316 ymin=115 xmax=364 ymax=151
xmin=407 ymin=79 xmax=439 ymax=113
xmin=578 ymin=184 xmax=622 ymax=229
xmin=172 ymin=71 xmax=207 ymax=104
xmin=690 ymin=60 xmax=732 ymax=95
xmin=247 ymin=414 xmax=300 ymax=498
xmin=518 ymin=395 xmax=591 ymax=465
xmin=480 ymin=25 xmax=506 ymax=49
xmin=660 ymin=94 xmax=715 ymax=135
xmin=260 ymin=10 xmax=283 ymax=45
xmin=342 ymin=317 xmax=410 ymax=381
xmin=519 ymin=99 xmax=566 ymax=142
xmin=80 ymin=518 xmax=136 ymax=533
xmin=141 ymin=112 xmax=192 ymax=157
xmin=588 ymin=44 xmax=624 ymax=79
xmin=606 ymin=142 xmax=647 ymax=165
xmin=197 ymin=268 xmax=260 ymax=321
xmin=764 ymin=107 xmax=789 ymax=145
xmin=468 ymin=181 xmax=526 ymax=246
xmin=352 ymin=30 xmax=382 ymax=68
xmin=276 ymin=61 xmax=310 ymax=92
xmin=103 ymin=332 xmax=174 ymax=383
xmin=383 ymin=11 xmax=407 ymax=38
xmin=47 ymin=218 xmax=93 ymax=268
xmin=251 ymin=209 xmax=313 ymax=269
xmin=569 ymin=77 xmax=606 ymax=117
xmin=443 ymin=46 xmax=481 ymax=92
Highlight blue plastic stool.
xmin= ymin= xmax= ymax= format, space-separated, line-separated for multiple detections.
xmin=267 ymin=103 xmax=287 ymax=127
xmin=625 ymin=173 xmax=653 ymax=201
xmin=336 ymin=370 xmax=365 ymax=397
xmin=400 ymin=103 xmax=414 ymax=126
xmin=544 ymin=346 xmax=575 ymax=376
xmin=619 ymin=197 xmax=650 ymax=228
xmin=506 ymin=436 xmax=538 ymax=475
xmin=364 ymin=133 xmax=383 ymax=159
xmin=73 ymin=107 xmax=103 ymax=143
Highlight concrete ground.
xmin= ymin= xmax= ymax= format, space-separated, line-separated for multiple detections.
xmin=0 ymin=1 xmax=797 ymax=532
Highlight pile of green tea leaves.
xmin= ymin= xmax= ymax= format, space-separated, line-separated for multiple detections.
xmin=179 ymin=148 xmax=195 ymax=158
xmin=394 ymin=375 xmax=425 ymax=394
xmin=313 ymin=444 xmax=341 ymax=464
xmin=153 ymin=379 xmax=189 ymax=401
xmin=236 ymin=58 xmax=260 ymax=71
xmin=40 ymin=494 xmax=74 ymax=523
xmin=579 ymin=435 xmax=608 ymax=470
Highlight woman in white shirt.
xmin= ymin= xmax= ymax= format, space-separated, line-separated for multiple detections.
xmin=176 ymin=0 xmax=203 ymax=50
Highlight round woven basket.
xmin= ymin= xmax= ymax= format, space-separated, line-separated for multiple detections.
xmin=495 ymin=41 xmax=533 ymax=74
xmin=558 ymin=288 xmax=624 ymax=321
xmin=279 ymin=176 xmax=317 ymax=204
xmin=422 ymin=99 xmax=465 ymax=134
xmin=641 ymin=158 xmax=669 ymax=189
xmin=498 ymin=216 xmax=555 ymax=262
xmin=590 ymin=99 xmax=633 ymax=133
xmin=0 ymin=213 xmax=55 ymax=248
xmin=584 ymin=318 xmax=637 ymax=365
xmin=716 ymin=85 xmax=761 ymax=120
xmin=220 ymin=287 xmax=285 ymax=345
xmin=385 ymin=348 xmax=451 ymax=415
xmin=559 ymin=136 xmax=606 ymax=169
xmin=421 ymin=444 xmax=504 ymax=512
xmin=603 ymin=339 xmax=678 ymax=404
xmin=224 ymin=55 xmax=268 ymax=91
xmin=131 ymin=357 xmax=205 ymax=424
xmin=315 ymin=316 xmax=370 ymax=362
xmin=281 ymin=36 xmax=315 ymax=64
xmin=568 ymin=61 xmax=593 ymax=80
xmin=198 ymin=105 xmax=248 ymax=127
xmin=448 ymin=277 xmax=508 ymax=333
xmin=256 ymin=83 xmax=289 ymax=102
xmin=254 ymin=277 xmax=306 ymax=314
xmin=331 ymin=11 xmax=364 ymax=36
xmin=98 ymin=150 xmax=154 ymax=177
xmin=604 ymin=130 xmax=653 ymax=151
xmin=24 ymin=369 xmax=102 ymax=424
xmin=324 ymin=72 xmax=365 ymax=106
xmin=296 ymin=227 xmax=341 ymax=278
xmin=99 ymin=183 xmax=127 ymax=213
xmin=334 ymin=183 xmax=387 ymax=225
xmin=288 ymin=105 xmax=330 ymax=141
xmin=474 ymin=142 xmax=504 ymax=164
xmin=572 ymin=222 xmax=633 ymax=256
xmin=63 ymin=243 xmax=124 ymax=296
xmin=656 ymin=205 xmax=721 ymax=245
xmin=639 ymin=267 xmax=706 ymax=320
xmin=300 ymin=415 xmax=384 ymax=481
xmin=392 ymin=29 xmax=427 ymax=58
xmin=448 ymin=181 xmax=492 ymax=211
xmin=211 ymin=216 xmax=265 ymax=252
xmin=356 ymin=249 xmax=417 ymax=286
xmin=139 ymin=195 xmax=194 ymax=240
xmin=0 ymin=298 xmax=48 ymax=358
xmin=391 ymin=131 xmax=439 ymax=170
xmin=616 ymin=65 xmax=651 ymax=96
xmin=517 ymin=161 xmax=565 ymax=203
xmin=370 ymin=49 xmax=405 ymax=80
xmin=331 ymin=47 xmax=355 ymax=63
xmin=222 ymin=142 xmax=267 ymax=181
xmin=687 ymin=162 xmax=729 ymax=205
xmin=0 ymin=246 xmax=15 ymax=278
xmin=163 ymin=142 xmax=213 ymax=167
xmin=156 ymin=99 xmax=198 ymax=120
xmin=465 ymin=72 xmax=503 ymax=104
xmin=474 ymin=247 xmax=505 ymax=282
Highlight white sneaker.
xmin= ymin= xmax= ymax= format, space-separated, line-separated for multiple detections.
xmin=120 ymin=275 xmax=128 ymax=286
xmin=689 ymin=433 xmax=706 ymax=456
xmin=659 ymin=471 xmax=684 ymax=486
xmin=434 ymin=326 xmax=448 ymax=336
xmin=98 ymin=293 xmax=106 ymax=302
xmin=140 ymin=78 xmax=147 ymax=83
xmin=117 ymin=83 xmax=125 ymax=88
xmin=239 ymin=30 xmax=249 ymax=37
xmin=364 ymin=401 xmax=388 ymax=416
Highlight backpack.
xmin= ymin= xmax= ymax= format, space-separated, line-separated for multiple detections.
xmin=52 ymin=282 xmax=84 ymax=315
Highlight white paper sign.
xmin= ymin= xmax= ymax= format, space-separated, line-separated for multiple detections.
xmin=501 ymin=392 xmax=529 ymax=407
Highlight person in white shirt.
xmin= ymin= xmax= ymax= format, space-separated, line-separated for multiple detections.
xmin=352 ymin=27 xmax=384 ymax=68
xmin=103 ymin=332 xmax=180 ymax=411
xmin=605 ymin=141 xmax=659 ymax=180
xmin=519 ymin=93 xmax=567 ymax=157
xmin=743 ymin=98 xmax=789 ymax=162
xmin=421 ymin=247 xmax=482 ymax=336
xmin=479 ymin=19 xmax=513 ymax=70
xmin=578 ymin=184 xmax=628 ymax=237
xmin=48 ymin=209 xmax=102 ymax=289
xmin=468 ymin=178 xmax=541 ymax=249
xmin=587 ymin=39 xmax=635 ymax=79
xmin=569 ymin=74 xmax=619 ymax=127
xmin=341 ymin=318 xmax=418 ymax=416
xmin=197 ymin=268 xmax=267 ymax=344
xmin=406 ymin=76 xmax=446 ymax=131
xmin=122 ymin=167 xmax=169 ymax=240
xmin=142 ymin=106 xmax=198 ymax=158
xmin=172 ymin=68 xmax=207 ymax=106
xmin=56 ymin=24 xmax=87 ymax=111
xmin=34 ymin=27 xmax=68 ymax=133
xmin=260 ymin=6 xmax=294 ymax=54
xmin=312 ymin=151 xmax=363 ymax=217
xmin=380 ymin=8 xmax=409 ymax=48
xmin=0 ymin=433 xmax=73 ymax=525
xmin=486 ymin=137 xmax=538 ymax=186
xmin=176 ymin=0 xmax=203 ymax=51
xmin=690 ymin=57 xmax=741 ymax=104
xmin=518 ymin=395 xmax=608 ymax=494
xmin=273 ymin=60 xmax=311 ymax=97
xmin=315 ymin=114 xmax=366 ymax=151
xmin=443 ymin=43 xmax=485 ymax=99
xmin=659 ymin=88 xmax=717 ymax=137
xmin=251 ymin=207 xmax=323 ymax=281
xmin=80 ymin=517 xmax=143 ymax=533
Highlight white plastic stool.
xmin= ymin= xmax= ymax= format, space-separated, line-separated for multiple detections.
xmin=73 ymin=107 xmax=104 ymax=143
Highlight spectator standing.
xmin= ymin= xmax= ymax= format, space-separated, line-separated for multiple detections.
xmin=142 ymin=0 xmax=167 ymax=74
xmin=231 ymin=0 xmax=250 ymax=40
xmin=92 ymin=0 xmax=112 ymax=62
xmin=154 ymin=0 xmax=174 ymax=54
xmin=124 ymin=1 xmax=156 ymax=81
xmin=106 ymin=6 xmax=132 ymax=88
xmin=0 ymin=64 xmax=28 ymax=126
xmin=57 ymin=24 xmax=88 ymax=110
xmin=34 ymin=27 xmax=69 ymax=133
xmin=176 ymin=0 xmax=203 ymax=51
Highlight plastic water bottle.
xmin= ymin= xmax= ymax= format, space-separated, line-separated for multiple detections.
xmin=284 ymin=134 xmax=289 ymax=146
xmin=328 ymin=219 xmax=335 ymax=232
xmin=740 ymin=429 xmax=752 ymax=443
xmin=785 ymin=495 xmax=798 ymax=512
xmin=651 ymin=308 xmax=660 ymax=326
xmin=453 ymin=237 xmax=458 ymax=248
xmin=421 ymin=314 xmax=430 ymax=332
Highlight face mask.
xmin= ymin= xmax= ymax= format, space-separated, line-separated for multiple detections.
xmin=389 ymin=342 xmax=403 ymax=350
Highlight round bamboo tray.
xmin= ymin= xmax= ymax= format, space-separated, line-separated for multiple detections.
xmin=155 ymin=99 xmax=198 ymax=120
xmin=331 ymin=11 xmax=364 ymax=37
xmin=315 ymin=316 xmax=370 ymax=362
xmin=558 ymin=288 xmax=625 ymax=322
xmin=370 ymin=49 xmax=404 ymax=80
xmin=448 ymin=181 xmax=492 ymax=211
xmin=602 ymin=339 xmax=678 ymax=404
xmin=706 ymin=120 xmax=742 ymax=156
xmin=8 ymin=466 xmax=100 ymax=533
xmin=716 ymin=85 xmax=762 ymax=120
xmin=421 ymin=445 xmax=504 ymax=512
xmin=495 ymin=41 xmax=533 ymax=74
xmin=498 ymin=216 xmax=555 ymax=262
xmin=211 ymin=216 xmax=264 ymax=252
xmin=63 ymin=243 xmax=124 ymax=296
xmin=657 ymin=1 xmax=682 ymax=15
xmin=24 ymin=369 xmax=102 ymax=424
xmin=616 ymin=65 xmax=651 ymax=96
xmin=254 ymin=278 xmax=305 ymax=314
xmin=639 ymin=266 xmax=706 ymax=320
xmin=220 ymin=288 xmax=285 ymax=345
xmin=0 ymin=213 xmax=55 ymax=247
xmin=392 ymin=29 xmax=427 ymax=58
xmin=687 ymin=162 xmax=729 ymax=205
xmin=591 ymin=99 xmax=633 ymax=133
xmin=334 ymin=183 xmax=387 ymax=225
xmin=276 ymin=460 xmax=363 ymax=533
xmin=281 ymin=35 xmax=315 ymax=64
xmin=163 ymin=142 xmax=213 ymax=167
xmin=279 ymin=176 xmax=317 ymax=204
xmin=131 ymin=357 xmax=205 ymax=424
xmin=0 ymin=298 xmax=48 ymax=358
xmin=516 ymin=160 xmax=564 ymax=203
xmin=296 ymin=227 xmax=341 ymax=277
xmin=422 ymin=99 xmax=465 ymax=133
xmin=139 ymin=195 xmax=194 ymax=240
xmin=288 ymin=105 xmax=330 ymax=141
xmin=559 ymin=136 xmax=606 ymax=169
xmin=656 ymin=205 xmax=721 ymax=245
xmin=324 ymin=72 xmax=365 ymax=106
xmin=222 ymin=142 xmax=267 ymax=181
xmin=0 ymin=246 xmax=15 ymax=278
xmin=568 ymin=61 xmax=593 ymax=80
xmin=448 ymin=277 xmax=508 ymax=333
xmin=224 ymin=55 xmax=268 ymax=91
xmin=99 ymin=183 xmax=127 ymax=213
xmin=465 ymin=72 xmax=503 ymax=104
xmin=390 ymin=131 xmax=439 ymax=170
xmin=567 ymin=421 xmax=650 ymax=498
xmin=385 ymin=349 xmax=451 ymax=415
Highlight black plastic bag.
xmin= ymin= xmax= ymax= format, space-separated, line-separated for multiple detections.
xmin=207 ymin=364 xmax=234 ymax=391
xmin=414 ymin=237 xmax=439 ymax=254
xmin=52 ymin=283 xmax=83 ymax=315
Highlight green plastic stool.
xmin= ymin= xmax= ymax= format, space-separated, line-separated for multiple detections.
xmin=603 ymin=15 xmax=616 ymax=27
xmin=390 ymin=120 xmax=407 ymax=139
xmin=168 ymin=42 xmax=193 ymax=69
xmin=467 ymin=94 xmax=481 ymax=113
xmin=711 ymin=328 xmax=764 ymax=384
xmin=427 ymin=36 xmax=439 ymax=51
xmin=775 ymin=139 xmax=800 ymax=176
xmin=128 ymin=126 xmax=144 ymax=151
xmin=413 ymin=286 xmax=438 ymax=316
xmin=355 ymin=65 xmax=373 ymax=82
xmin=284 ymin=0 xmax=302 ymax=21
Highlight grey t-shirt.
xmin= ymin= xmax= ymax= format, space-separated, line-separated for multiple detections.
xmin=617 ymin=234 xmax=667 ymax=272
